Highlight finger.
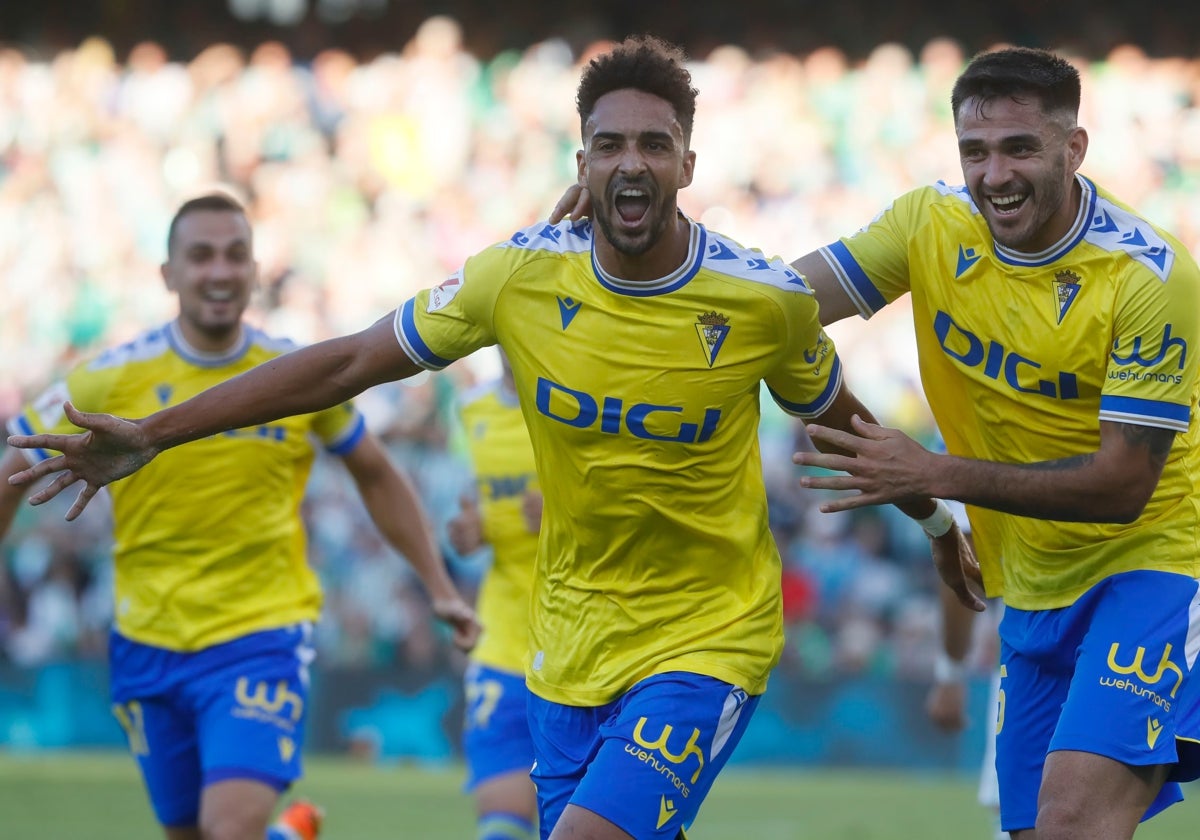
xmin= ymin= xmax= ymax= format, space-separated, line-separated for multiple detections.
xmin=569 ymin=193 xmax=590 ymax=220
xmin=804 ymin=424 xmax=871 ymax=453
xmin=27 ymin=469 xmax=79 ymax=506
xmin=816 ymin=494 xmax=878 ymax=514
xmin=66 ymin=483 xmax=101 ymax=522
xmin=8 ymin=456 xmax=64 ymax=486
xmin=792 ymin=451 xmax=858 ymax=472
xmin=949 ymin=578 xmax=987 ymax=612
xmin=549 ymin=188 xmax=580 ymax=224
xmin=798 ymin=474 xmax=868 ymax=492
xmin=7 ymin=434 xmax=79 ymax=455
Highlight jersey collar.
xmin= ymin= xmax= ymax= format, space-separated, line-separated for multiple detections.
xmin=993 ymin=174 xmax=1096 ymax=268
xmin=166 ymin=320 xmax=251 ymax=367
xmin=590 ymin=216 xmax=706 ymax=297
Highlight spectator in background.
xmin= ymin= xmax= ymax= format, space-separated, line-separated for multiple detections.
xmin=0 ymin=191 xmax=478 ymax=840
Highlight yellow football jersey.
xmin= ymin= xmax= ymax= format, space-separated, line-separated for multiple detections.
xmin=820 ymin=176 xmax=1200 ymax=609
xmin=396 ymin=218 xmax=842 ymax=706
xmin=8 ymin=322 xmax=364 ymax=650
xmin=457 ymin=380 xmax=539 ymax=674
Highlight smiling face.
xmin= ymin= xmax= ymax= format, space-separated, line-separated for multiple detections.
xmin=578 ymin=88 xmax=695 ymax=268
xmin=162 ymin=208 xmax=257 ymax=351
xmin=956 ymin=94 xmax=1088 ymax=253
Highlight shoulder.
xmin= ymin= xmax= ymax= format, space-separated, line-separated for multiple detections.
xmin=699 ymin=227 xmax=813 ymax=295
xmin=488 ymin=219 xmax=594 ymax=261
xmin=84 ymin=324 xmax=173 ymax=373
xmin=1085 ymin=180 xmax=1195 ymax=285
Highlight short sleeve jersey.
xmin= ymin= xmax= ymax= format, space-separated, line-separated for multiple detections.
xmin=819 ymin=177 xmax=1200 ymax=608
xmin=8 ymin=322 xmax=365 ymax=650
xmin=396 ymin=218 xmax=841 ymax=705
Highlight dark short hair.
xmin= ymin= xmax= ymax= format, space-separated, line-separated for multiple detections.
xmin=951 ymin=47 xmax=1081 ymax=124
xmin=576 ymin=34 xmax=698 ymax=146
xmin=166 ymin=192 xmax=247 ymax=258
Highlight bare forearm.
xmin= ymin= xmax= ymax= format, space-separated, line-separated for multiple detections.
xmin=938 ymin=580 xmax=976 ymax=661
xmin=348 ymin=437 xmax=461 ymax=603
xmin=361 ymin=475 xmax=459 ymax=601
xmin=932 ymin=452 xmax=1149 ymax=523
xmin=145 ymin=321 xmax=411 ymax=452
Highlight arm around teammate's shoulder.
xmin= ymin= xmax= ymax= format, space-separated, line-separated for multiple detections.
xmin=791 ymin=250 xmax=862 ymax=326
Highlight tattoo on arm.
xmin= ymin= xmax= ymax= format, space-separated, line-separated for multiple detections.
xmin=1119 ymin=423 xmax=1175 ymax=469
xmin=1025 ymin=452 xmax=1095 ymax=471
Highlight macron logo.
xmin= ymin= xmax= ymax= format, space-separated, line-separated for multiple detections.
xmin=956 ymin=245 xmax=982 ymax=278
xmin=557 ymin=296 xmax=582 ymax=329
xmin=657 ymin=796 xmax=677 ymax=829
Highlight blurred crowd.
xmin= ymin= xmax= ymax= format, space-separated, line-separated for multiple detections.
xmin=3 ymin=15 xmax=1200 ymax=684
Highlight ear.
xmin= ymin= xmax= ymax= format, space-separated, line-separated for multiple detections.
xmin=679 ymin=149 xmax=697 ymax=189
xmin=575 ymin=148 xmax=587 ymax=186
xmin=160 ymin=261 xmax=175 ymax=292
xmin=1066 ymin=126 xmax=1088 ymax=174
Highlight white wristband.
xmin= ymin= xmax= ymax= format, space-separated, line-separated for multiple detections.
xmin=915 ymin=499 xmax=955 ymax=538
xmin=934 ymin=651 xmax=967 ymax=685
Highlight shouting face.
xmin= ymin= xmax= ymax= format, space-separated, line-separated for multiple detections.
xmin=578 ymin=88 xmax=695 ymax=274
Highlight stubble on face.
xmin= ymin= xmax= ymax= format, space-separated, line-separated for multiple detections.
xmin=580 ymin=89 xmax=692 ymax=270
xmin=956 ymin=96 xmax=1082 ymax=254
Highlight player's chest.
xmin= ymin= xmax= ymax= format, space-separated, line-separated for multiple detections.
xmin=115 ymin=363 xmax=313 ymax=450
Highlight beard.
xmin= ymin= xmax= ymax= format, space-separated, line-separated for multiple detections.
xmin=591 ymin=186 xmax=674 ymax=258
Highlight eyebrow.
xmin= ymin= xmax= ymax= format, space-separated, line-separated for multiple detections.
xmin=591 ymin=129 xmax=675 ymax=143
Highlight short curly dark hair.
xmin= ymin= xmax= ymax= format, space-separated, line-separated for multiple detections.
xmin=576 ymin=34 xmax=698 ymax=146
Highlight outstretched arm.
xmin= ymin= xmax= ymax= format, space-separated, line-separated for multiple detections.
xmin=342 ymin=433 xmax=480 ymax=652
xmin=7 ymin=314 xmax=421 ymax=519
xmin=795 ymin=415 xmax=1169 ymax=523
xmin=808 ymin=385 xmax=984 ymax=612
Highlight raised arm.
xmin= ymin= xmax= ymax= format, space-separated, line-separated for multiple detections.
xmin=796 ymin=415 xmax=1170 ymax=524
xmin=7 ymin=314 xmax=422 ymax=518
xmin=341 ymin=433 xmax=480 ymax=652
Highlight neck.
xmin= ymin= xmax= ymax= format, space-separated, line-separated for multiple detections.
xmin=173 ymin=318 xmax=244 ymax=355
xmin=594 ymin=213 xmax=691 ymax=283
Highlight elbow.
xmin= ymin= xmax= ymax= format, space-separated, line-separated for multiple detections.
xmin=1097 ymin=483 xmax=1156 ymax=524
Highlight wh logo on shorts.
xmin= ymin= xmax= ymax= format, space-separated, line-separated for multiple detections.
xmin=624 ymin=716 xmax=705 ymax=795
xmin=234 ymin=678 xmax=304 ymax=724
xmin=1100 ymin=643 xmax=1184 ymax=711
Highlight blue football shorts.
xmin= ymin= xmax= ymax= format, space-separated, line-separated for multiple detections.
xmin=996 ymin=570 xmax=1200 ymax=832
xmin=108 ymin=623 xmax=315 ymax=827
xmin=462 ymin=661 xmax=535 ymax=791
xmin=528 ymin=671 xmax=759 ymax=840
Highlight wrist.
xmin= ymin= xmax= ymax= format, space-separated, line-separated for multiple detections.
xmin=914 ymin=499 xmax=955 ymax=538
xmin=934 ymin=650 xmax=967 ymax=685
